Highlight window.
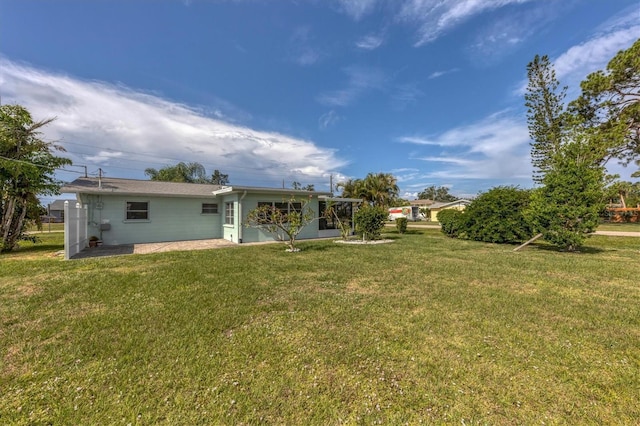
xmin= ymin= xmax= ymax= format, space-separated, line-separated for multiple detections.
xmin=257 ymin=201 xmax=303 ymax=223
xmin=202 ymin=203 xmax=218 ymax=214
xmin=126 ymin=201 xmax=149 ymax=220
xmin=225 ymin=202 xmax=234 ymax=225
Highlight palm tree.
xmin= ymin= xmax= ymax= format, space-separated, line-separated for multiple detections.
xmin=336 ymin=178 xmax=366 ymax=199
xmin=145 ymin=162 xmax=208 ymax=183
xmin=337 ymin=174 xmax=399 ymax=208
xmin=362 ymin=172 xmax=399 ymax=208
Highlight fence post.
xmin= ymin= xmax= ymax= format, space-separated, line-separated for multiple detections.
xmin=64 ymin=201 xmax=70 ymax=260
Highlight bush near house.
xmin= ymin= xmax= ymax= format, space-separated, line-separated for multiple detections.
xmin=354 ymin=205 xmax=387 ymax=240
xmin=437 ymin=208 xmax=464 ymax=238
xmin=395 ymin=217 xmax=408 ymax=234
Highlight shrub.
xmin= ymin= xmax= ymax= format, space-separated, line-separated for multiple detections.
xmin=463 ymin=186 xmax=534 ymax=244
xmin=526 ymin=142 xmax=604 ymax=252
xmin=395 ymin=217 xmax=408 ymax=234
xmin=437 ymin=209 xmax=464 ymax=238
xmin=354 ymin=205 xmax=387 ymax=241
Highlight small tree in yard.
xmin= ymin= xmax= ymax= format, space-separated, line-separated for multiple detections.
xmin=526 ymin=141 xmax=605 ymax=251
xmin=245 ymin=197 xmax=314 ymax=252
xmin=354 ymin=205 xmax=387 ymax=241
xmin=322 ymin=200 xmax=352 ymax=240
xmin=395 ymin=217 xmax=408 ymax=234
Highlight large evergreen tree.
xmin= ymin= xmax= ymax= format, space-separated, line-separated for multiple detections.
xmin=525 ymin=54 xmax=567 ymax=183
xmin=0 ymin=105 xmax=71 ymax=252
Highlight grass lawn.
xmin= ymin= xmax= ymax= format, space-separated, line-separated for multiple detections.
xmin=1 ymin=230 xmax=639 ymax=424
xmin=597 ymin=221 xmax=640 ymax=232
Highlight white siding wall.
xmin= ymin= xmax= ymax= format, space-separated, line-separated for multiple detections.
xmin=81 ymin=194 xmax=222 ymax=245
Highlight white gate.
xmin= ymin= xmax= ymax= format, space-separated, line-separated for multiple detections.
xmin=64 ymin=201 xmax=88 ymax=260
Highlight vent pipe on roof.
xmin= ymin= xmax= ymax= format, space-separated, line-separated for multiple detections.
xmin=98 ymin=168 xmax=103 ymax=189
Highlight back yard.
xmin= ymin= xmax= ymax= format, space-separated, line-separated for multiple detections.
xmin=1 ymin=230 xmax=639 ymax=424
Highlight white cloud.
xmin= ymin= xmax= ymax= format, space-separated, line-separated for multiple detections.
xmin=85 ymin=151 xmax=123 ymax=163
xmin=398 ymin=0 xmax=534 ymax=46
xmin=470 ymin=4 xmax=560 ymax=63
xmin=1 ymin=59 xmax=347 ymax=187
xmin=355 ymin=33 xmax=385 ymax=50
xmin=288 ymin=26 xmax=323 ymax=66
xmin=334 ymin=0 xmax=379 ymax=21
xmin=318 ymin=110 xmax=342 ymax=129
xmin=554 ymin=25 xmax=640 ymax=83
xmin=399 ymin=112 xmax=532 ymax=181
xmin=514 ymin=12 xmax=640 ymax=95
xmin=317 ymin=66 xmax=387 ymax=106
xmin=428 ymin=68 xmax=459 ymax=79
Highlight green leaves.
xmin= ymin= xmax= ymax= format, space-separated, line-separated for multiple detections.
xmin=337 ymin=173 xmax=399 ymax=208
xmin=354 ymin=205 xmax=387 ymax=241
xmin=527 ymin=141 xmax=605 ymax=251
xmin=1 ymin=104 xmax=71 ymax=252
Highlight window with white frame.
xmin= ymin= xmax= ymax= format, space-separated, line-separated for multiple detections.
xmin=225 ymin=202 xmax=234 ymax=225
xmin=257 ymin=201 xmax=303 ymax=223
xmin=202 ymin=203 xmax=218 ymax=214
xmin=126 ymin=201 xmax=149 ymax=220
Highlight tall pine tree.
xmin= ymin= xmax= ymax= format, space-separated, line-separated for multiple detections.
xmin=525 ymin=55 xmax=567 ymax=183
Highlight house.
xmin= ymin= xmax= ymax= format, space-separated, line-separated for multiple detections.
xmin=41 ymin=199 xmax=76 ymax=223
xmin=60 ymin=177 xmax=356 ymax=246
xmin=427 ymin=199 xmax=471 ymax=222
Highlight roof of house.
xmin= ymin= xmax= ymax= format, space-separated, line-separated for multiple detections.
xmin=61 ymin=177 xmax=223 ymax=198
xmin=212 ymin=186 xmax=331 ymax=197
xmin=62 ymin=177 xmax=332 ymax=199
xmin=410 ymin=199 xmax=434 ymax=206
xmin=49 ymin=199 xmax=76 ymax=210
xmin=429 ymin=199 xmax=472 ymax=209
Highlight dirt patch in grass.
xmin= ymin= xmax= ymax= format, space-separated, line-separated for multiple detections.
xmin=345 ymin=277 xmax=377 ymax=295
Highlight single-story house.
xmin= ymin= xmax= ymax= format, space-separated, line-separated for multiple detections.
xmin=61 ymin=177 xmax=359 ymax=246
xmin=427 ymin=199 xmax=471 ymax=222
xmin=41 ymin=199 xmax=76 ymax=223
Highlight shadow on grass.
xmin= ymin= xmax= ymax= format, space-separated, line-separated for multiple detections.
xmin=11 ymin=243 xmax=64 ymax=254
xmin=526 ymin=243 xmax=606 ymax=254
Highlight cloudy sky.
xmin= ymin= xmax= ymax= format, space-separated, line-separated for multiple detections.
xmin=1 ymin=0 xmax=639 ymax=202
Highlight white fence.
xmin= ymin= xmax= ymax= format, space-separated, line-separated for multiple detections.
xmin=64 ymin=201 xmax=88 ymax=260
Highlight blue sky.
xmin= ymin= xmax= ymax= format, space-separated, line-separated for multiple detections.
xmin=1 ymin=0 xmax=639 ymax=203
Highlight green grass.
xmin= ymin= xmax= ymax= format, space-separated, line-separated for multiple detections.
xmin=1 ymin=230 xmax=639 ymax=424
xmin=26 ymin=222 xmax=65 ymax=233
xmin=597 ymin=221 xmax=640 ymax=232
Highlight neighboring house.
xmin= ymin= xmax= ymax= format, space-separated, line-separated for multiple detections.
xmin=42 ymin=199 xmax=76 ymax=223
xmin=61 ymin=177 xmax=355 ymax=246
xmin=428 ymin=199 xmax=471 ymax=222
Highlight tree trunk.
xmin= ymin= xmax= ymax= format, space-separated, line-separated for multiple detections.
xmin=1 ymin=196 xmax=27 ymax=252
xmin=1 ymin=196 xmax=17 ymax=249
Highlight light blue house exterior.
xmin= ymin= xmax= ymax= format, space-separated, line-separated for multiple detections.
xmin=61 ymin=177 xmax=343 ymax=246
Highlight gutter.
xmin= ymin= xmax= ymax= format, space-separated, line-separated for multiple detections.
xmin=238 ymin=190 xmax=247 ymax=243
